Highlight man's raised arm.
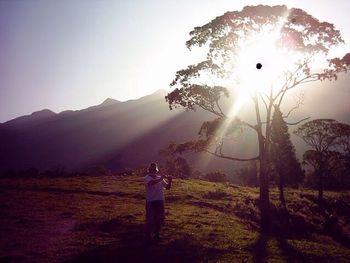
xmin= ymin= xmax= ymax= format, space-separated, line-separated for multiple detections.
xmin=164 ymin=176 xmax=172 ymax=190
xmin=147 ymin=174 xmax=165 ymax=187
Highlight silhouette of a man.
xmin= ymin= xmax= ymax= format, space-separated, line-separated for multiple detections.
xmin=144 ymin=162 xmax=172 ymax=242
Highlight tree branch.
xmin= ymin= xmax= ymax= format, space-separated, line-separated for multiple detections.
xmin=283 ymin=95 xmax=304 ymax=119
xmin=259 ymin=93 xmax=268 ymax=111
xmin=286 ymin=117 xmax=310 ymax=125
xmin=215 ymin=100 xmax=225 ymax=117
xmin=239 ymin=119 xmax=258 ymax=132
xmin=204 ymin=149 xmax=259 ymax=161
xmin=273 ymin=61 xmax=307 ymax=103
xmin=198 ymin=104 xmax=223 ymax=117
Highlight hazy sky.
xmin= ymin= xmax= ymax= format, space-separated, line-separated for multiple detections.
xmin=0 ymin=0 xmax=349 ymax=122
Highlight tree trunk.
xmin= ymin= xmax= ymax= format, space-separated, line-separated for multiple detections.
xmin=259 ymin=155 xmax=270 ymax=232
xmin=254 ymin=94 xmax=270 ymax=232
xmin=258 ymin=131 xmax=270 ymax=232
xmin=318 ymin=170 xmax=323 ymax=200
xmin=279 ymin=176 xmax=286 ymax=209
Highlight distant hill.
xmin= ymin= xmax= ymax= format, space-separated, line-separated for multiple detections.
xmin=1 ymin=77 xmax=349 ymax=174
xmin=0 ymin=90 xmax=213 ymax=172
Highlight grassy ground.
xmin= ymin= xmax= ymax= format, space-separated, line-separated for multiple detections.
xmin=0 ymin=175 xmax=350 ymax=262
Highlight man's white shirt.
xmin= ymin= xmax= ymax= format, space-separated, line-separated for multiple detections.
xmin=144 ymin=174 xmax=167 ymax=202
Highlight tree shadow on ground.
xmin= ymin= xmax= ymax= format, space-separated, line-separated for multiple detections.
xmin=249 ymin=233 xmax=327 ymax=263
xmin=248 ymin=205 xmax=347 ymax=263
xmin=68 ymin=219 xmax=227 ymax=263
xmin=249 ymin=234 xmax=268 ymax=263
xmin=247 ymin=206 xmax=318 ymax=263
xmin=300 ymin=194 xmax=350 ymax=248
xmin=268 ymin=206 xmax=314 ymax=238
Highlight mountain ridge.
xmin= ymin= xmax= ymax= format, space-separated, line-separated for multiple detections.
xmin=0 ymin=88 xmax=211 ymax=173
xmin=0 ymin=89 xmax=168 ymax=126
xmin=0 ymin=84 xmax=349 ymax=174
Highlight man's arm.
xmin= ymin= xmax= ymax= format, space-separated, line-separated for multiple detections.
xmin=164 ymin=176 xmax=172 ymax=190
xmin=147 ymin=175 xmax=165 ymax=187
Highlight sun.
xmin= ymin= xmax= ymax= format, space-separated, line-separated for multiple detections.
xmin=236 ymin=30 xmax=294 ymax=93
xmin=228 ymin=26 xmax=301 ymax=117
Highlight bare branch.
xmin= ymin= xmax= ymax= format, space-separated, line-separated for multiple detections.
xmin=286 ymin=117 xmax=310 ymax=126
xmin=273 ymin=61 xmax=307 ymax=103
xmin=204 ymin=149 xmax=259 ymax=161
xmin=215 ymin=100 xmax=225 ymax=117
xmin=240 ymin=120 xmax=258 ymax=132
xmin=283 ymin=105 xmax=299 ymax=119
xmin=283 ymin=94 xmax=304 ymax=119
xmin=277 ymin=72 xmax=320 ymax=107
xmin=259 ymin=93 xmax=268 ymax=111
xmin=198 ymin=104 xmax=223 ymax=117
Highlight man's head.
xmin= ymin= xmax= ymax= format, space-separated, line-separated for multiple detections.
xmin=148 ymin=162 xmax=159 ymax=174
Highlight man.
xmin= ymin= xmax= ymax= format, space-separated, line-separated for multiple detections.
xmin=144 ymin=162 xmax=172 ymax=242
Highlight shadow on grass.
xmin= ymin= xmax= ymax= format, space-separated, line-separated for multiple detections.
xmin=323 ymin=215 xmax=350 ymax=248
xmin=248 ymin=207 xmax=326 ymax=263
xmin=276 ymin=237 xmax=325 ymax=263
xmin=300 ymin=194 xmax=350 ymax=248
xmin=249 ymin=234 xmax=326 ymax=263
xmin=249 ymin=234 xmax=268 ymax=263
xmin=268 ymin=207 xmax=314 ymax=238
xmin=68 ymin=219 xmax=227 ymax=263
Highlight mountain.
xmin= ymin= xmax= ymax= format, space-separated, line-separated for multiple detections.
xmin=3 ymin=109 xmax=56 ymax=127
xmin=0 ymin=78 xmax=349 ymax=174
xmin=101 ymin=98 xmax=120 ymax=106
xmin=0 ymin=90 xmax=213 ymax=172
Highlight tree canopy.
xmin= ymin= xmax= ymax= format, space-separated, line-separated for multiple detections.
xmin=294 ymin=119 xmax=350 ymax=153
xmin=294 ymin=119 xmax=350 ymax=198
xmin=167 ymin=5 xmax=349 ymax=113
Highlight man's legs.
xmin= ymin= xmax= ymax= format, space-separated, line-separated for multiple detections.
xmin=154 ymin=201 xmax=165 ymax=241
xmin=145 ymin=201 xmax=153 ymax=241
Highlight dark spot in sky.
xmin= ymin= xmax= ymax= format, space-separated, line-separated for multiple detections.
xmin=256 ymin=63 xmax=262 ymax=69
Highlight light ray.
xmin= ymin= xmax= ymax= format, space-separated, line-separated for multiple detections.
xmin=196 ymin=11 xmax=296 ymax=171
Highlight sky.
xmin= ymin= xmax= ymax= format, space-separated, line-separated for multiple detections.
xmin=0 ymin=0 xmax=349 ymax=122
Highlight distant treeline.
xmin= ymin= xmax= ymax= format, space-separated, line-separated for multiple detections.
xmin=2 ymin=159 xmax=349 ymax=190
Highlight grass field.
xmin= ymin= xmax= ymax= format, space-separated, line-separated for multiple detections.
xmin=0 ymin=174 xmax=350 ymax=262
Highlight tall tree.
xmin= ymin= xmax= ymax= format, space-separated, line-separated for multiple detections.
xmin=271 ymin=105 xmax=303 ymax=208
xmin=294 ymin=119 xmax=350 ymax=200
xmin=166 ymin=5 xmax=350 ymax=230
xmin=160 ymin=145 xmax=192 ymax=179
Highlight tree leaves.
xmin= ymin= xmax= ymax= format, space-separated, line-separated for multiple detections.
xmin=294 ymin=119 xmax=350 ymax=152
xmin=165 ymin=85 xmax=228 ymax=115
xmin=271 ymin=106 xmax=303 ymax=186
xmin=168 ymin=5 xmax=349 ymax=115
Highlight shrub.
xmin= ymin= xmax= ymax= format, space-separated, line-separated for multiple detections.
xmin=204 ymin=171 xmax=227 ymax=182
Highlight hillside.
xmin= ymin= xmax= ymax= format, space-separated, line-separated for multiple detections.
xmin=1 ymin=77 xmax=349 ymax=174
xmin=0 ymin=90 xmax=212 ymax=172
xmin=0 ymin=174 xmax=349 ymax=262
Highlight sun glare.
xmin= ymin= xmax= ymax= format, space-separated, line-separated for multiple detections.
xmin=229 ymin=22 xmax=302 ymax=117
